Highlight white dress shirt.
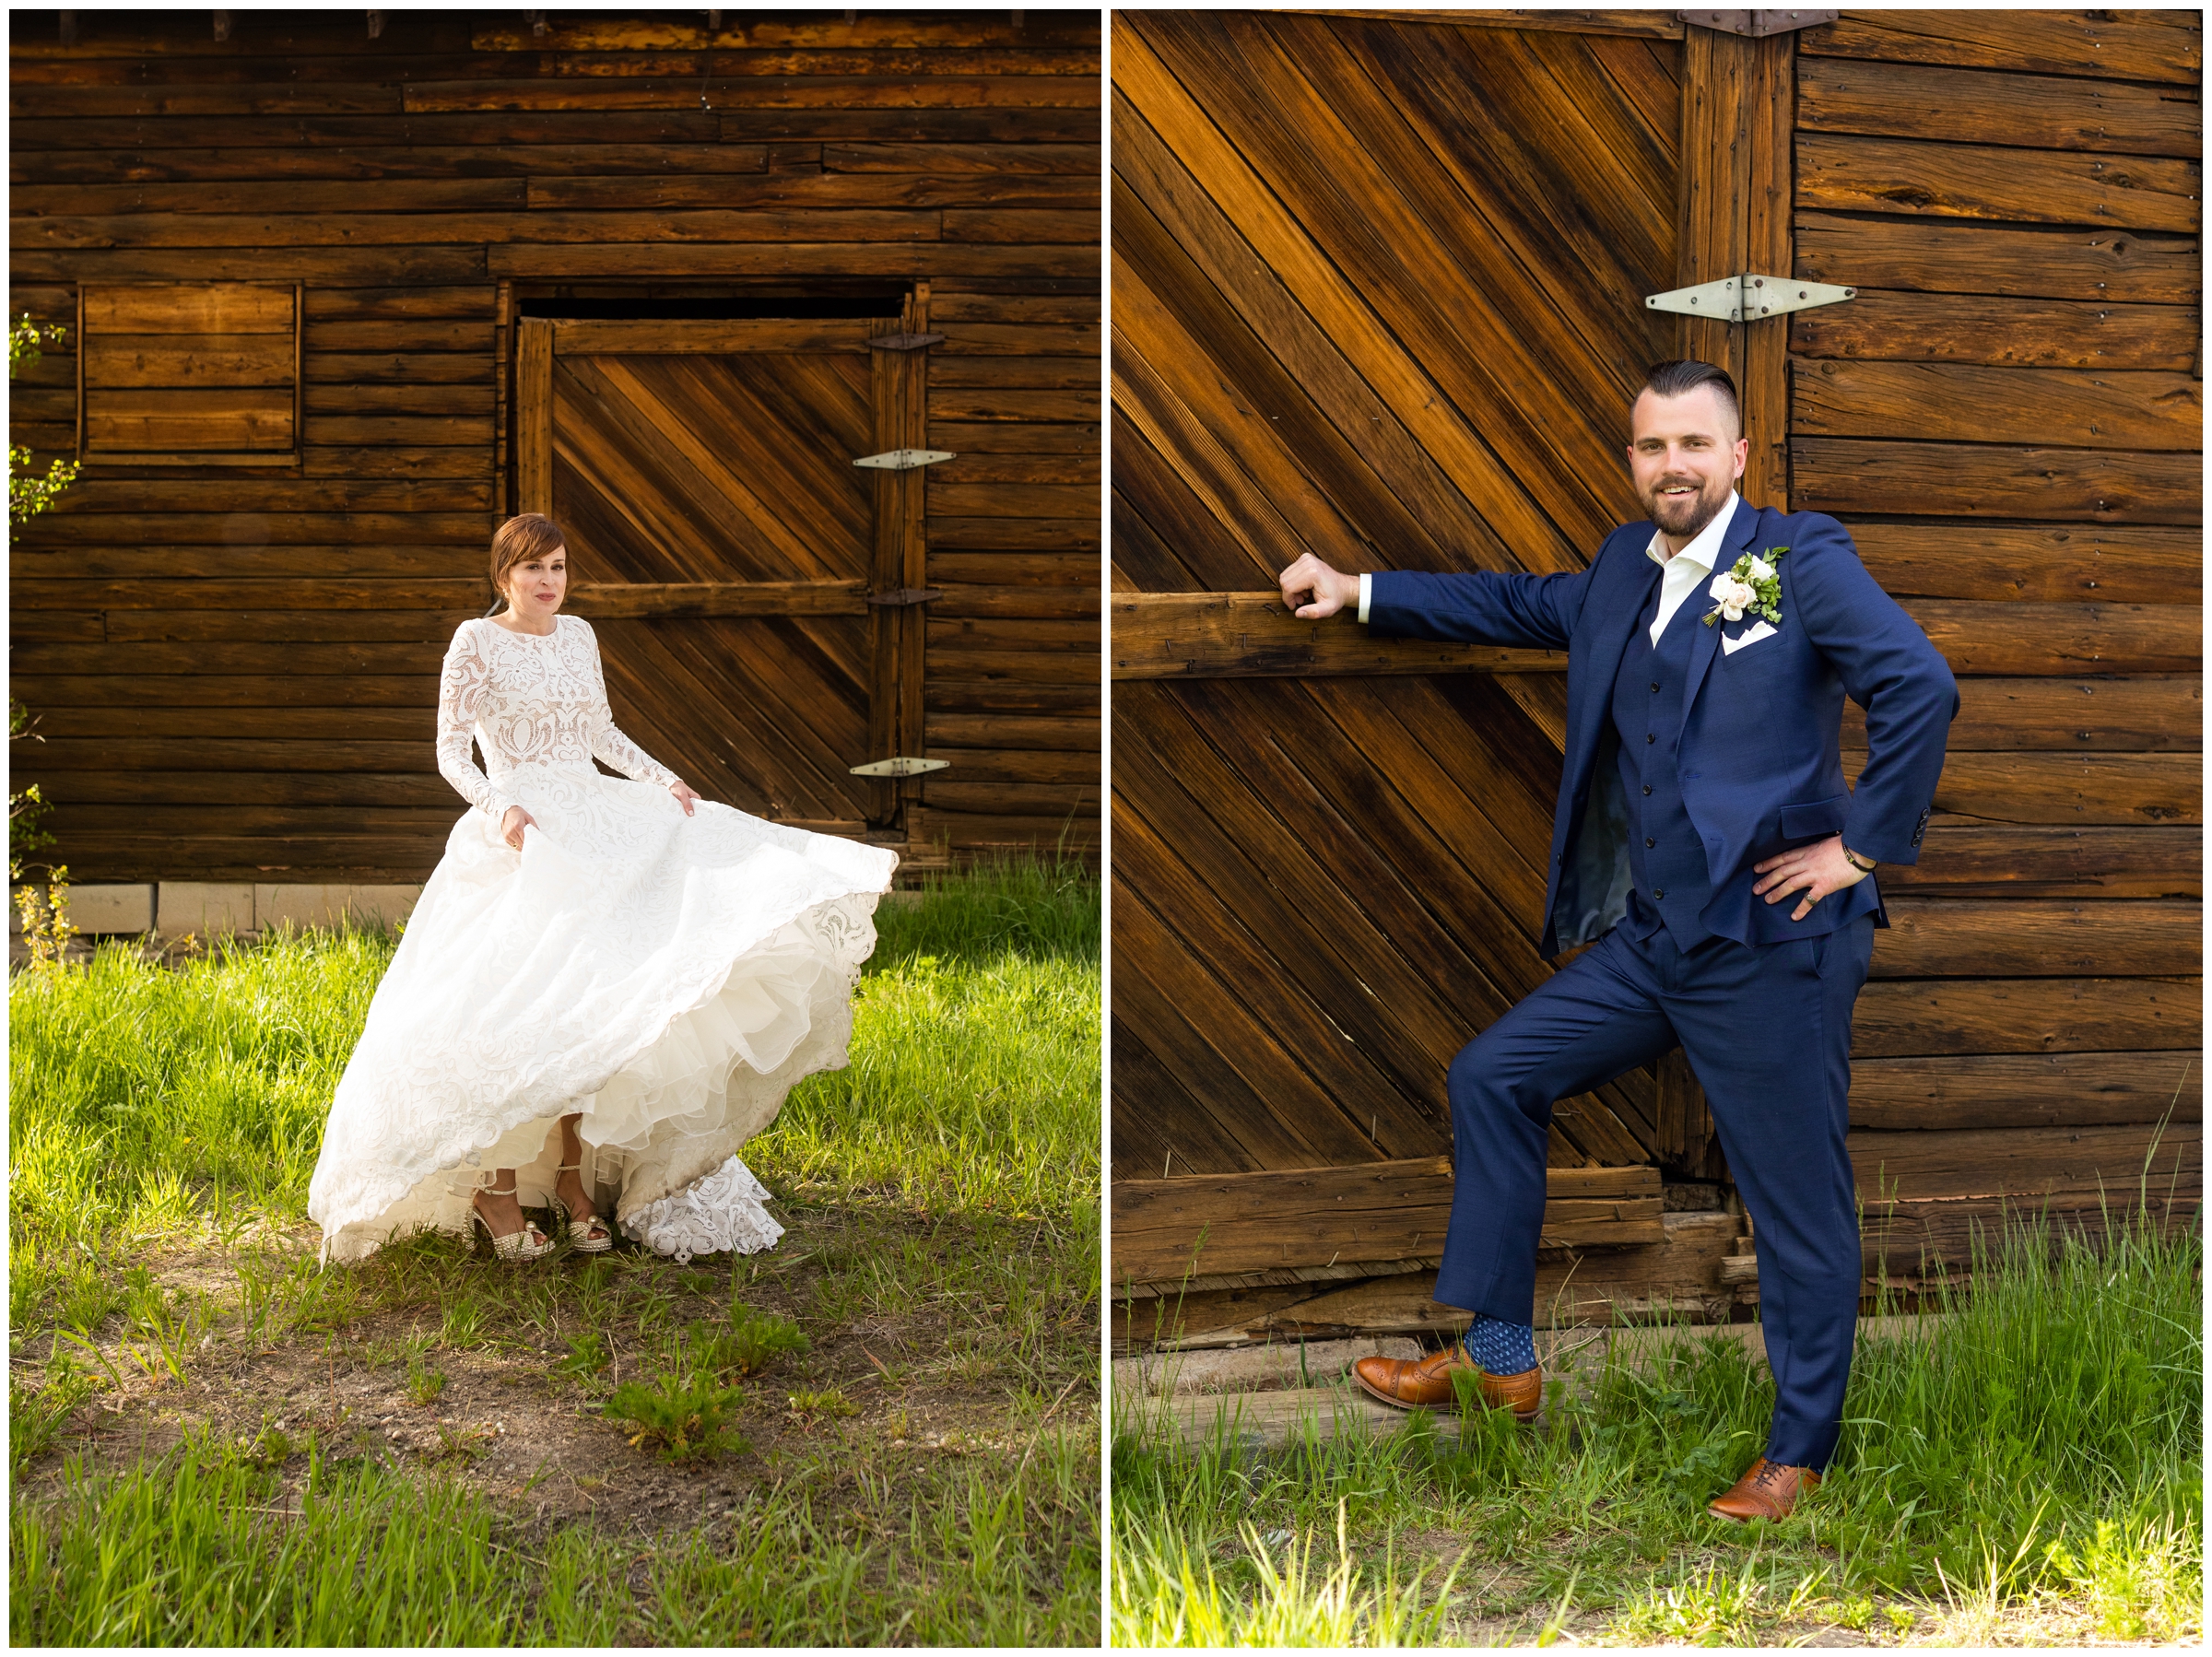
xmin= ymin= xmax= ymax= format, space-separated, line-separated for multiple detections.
xmin=1356 ymin=491 xmax=1742 ymax=642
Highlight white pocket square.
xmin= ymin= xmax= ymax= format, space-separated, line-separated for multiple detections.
xmin=1721 ymin=620 xmax=1778 ymax=656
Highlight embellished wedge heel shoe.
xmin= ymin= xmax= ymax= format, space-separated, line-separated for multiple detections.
xmin=470 ymin=1178 xmax=555 ymax=1263
xmin=552 ymin=1163 xmax=616 ymax=1253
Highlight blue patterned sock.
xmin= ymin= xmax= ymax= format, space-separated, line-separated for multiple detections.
xmin=1458 ymin=1314 xmax=1538 ymax=1375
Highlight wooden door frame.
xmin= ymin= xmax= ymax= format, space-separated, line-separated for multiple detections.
xmin=1110 ymin=14 xmax=1786 ymax=1286
xmin=512 ymin=301 xmax=933 ymax=832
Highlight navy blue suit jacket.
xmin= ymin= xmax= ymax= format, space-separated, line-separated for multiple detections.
xmin=1368 ymin=504 xmax=1958 ymax=955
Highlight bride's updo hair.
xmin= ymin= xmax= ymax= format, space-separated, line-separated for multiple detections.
xmin=486 ymin=512 xmax=567 ymax=615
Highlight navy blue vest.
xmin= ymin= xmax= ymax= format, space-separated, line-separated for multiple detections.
xmin=1611 ymin=582 xmax=1713 ymax=948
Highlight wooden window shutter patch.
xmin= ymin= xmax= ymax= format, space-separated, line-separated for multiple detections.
xmin=77 ymin=281 xmax=301 ymax=466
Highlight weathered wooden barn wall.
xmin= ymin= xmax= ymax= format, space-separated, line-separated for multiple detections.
xmin=8 ymin=9 xmax=1100 ymax=884
xmin=1107 ymin=8 xmax=2199 ymax=1344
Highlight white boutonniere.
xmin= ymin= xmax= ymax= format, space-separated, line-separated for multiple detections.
xmin=1703 ymin=546 xmax=1788 ymax=627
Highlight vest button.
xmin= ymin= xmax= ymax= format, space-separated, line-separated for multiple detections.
xmin=1642 ymin=784 xmax=1653 ymax=795
xmin=1653 ymin=888 xmax=1665 ymax=899
xmin=1645 ymin=838 xmax=1655 ymax=848
xmin=1650 ymin=681 xmax=1660 ymax=693
xmin=1646 ymin=733 xmax=1655 ymax=744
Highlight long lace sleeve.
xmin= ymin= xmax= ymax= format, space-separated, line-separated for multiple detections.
xmin=436 ymin=621 xmax=518 ymax=821
xmin=580 ymin=621 xmax=681 ymax=787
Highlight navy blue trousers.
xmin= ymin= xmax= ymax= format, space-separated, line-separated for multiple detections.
xmin=1436 ymin=913 xmax=1876 ymax=1471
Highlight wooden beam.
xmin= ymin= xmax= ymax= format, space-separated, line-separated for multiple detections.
xmin=1112 ymin=1158 xmax=1663 ymax=1285
xmin=1677 ymin=21 xmax=1794 ymax=509
xmin=1111 ymin=592 xmax=1561 ymax=679
xmin=563 ymin=582 xmax=867 ymax=619
xmin=514 ymin=315 xmax=551 ymax=517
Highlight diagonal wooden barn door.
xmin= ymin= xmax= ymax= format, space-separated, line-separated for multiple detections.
xmin=1110 ymin=8 xmax=1696 ymax=1299
xmin=515 ymin=311 xmax=929 ymax=835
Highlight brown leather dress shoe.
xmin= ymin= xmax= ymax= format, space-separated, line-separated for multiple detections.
xmin=1707 ymin=1456 xmax=1820 ymax=1522
xmin=1351 ymin=1344 xmax=1541 ymax=1420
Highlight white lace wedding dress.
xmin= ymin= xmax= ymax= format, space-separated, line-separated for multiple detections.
xmin=307 ymin=613 xmax=896 ymax=1264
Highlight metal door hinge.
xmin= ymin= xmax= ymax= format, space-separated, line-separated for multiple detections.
xmin=851 ymin=757 xmax=949 ymax=779
xmin=1646 ymin=274 xmax=1853 ymax=322
xmin=854 ymin=449 xmax=954 ymax=471
xmin=866 ymin=587 xmax=942 ymax=607
xmin=867 ymin=331 xmax=946 ymax=350
xmin=1679 ymin=9 xmax=1838 ymax=37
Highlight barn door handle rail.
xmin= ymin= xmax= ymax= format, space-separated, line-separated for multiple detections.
xmin=566 ymin=580 xmax=867 ymax=618
xmin=1645 ymin=275 xmax=1853 ymax=323
xmin=1112 ymin=592 xmax=1561 ymax=680
xmin=866 ymin=587 xmax=942 ymax=606
xmin=866 ymin=332 xmax=946 ymax=351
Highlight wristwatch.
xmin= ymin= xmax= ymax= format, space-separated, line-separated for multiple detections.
xmin=1841 ymin=845 xmax=1877 ymax=875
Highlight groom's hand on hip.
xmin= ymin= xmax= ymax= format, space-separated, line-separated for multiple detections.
xmin=1753 ymin=834 xmax=1871 ymax=923
xmin=1279 ymin=554 xmax=1360 ymax=620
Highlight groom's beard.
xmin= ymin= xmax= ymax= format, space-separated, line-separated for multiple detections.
xmin=1641 ymin=471 xmax=1731 ymax=541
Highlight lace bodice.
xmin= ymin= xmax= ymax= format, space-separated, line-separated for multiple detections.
xmin=436 ymin=614 xmax=679 ymax=821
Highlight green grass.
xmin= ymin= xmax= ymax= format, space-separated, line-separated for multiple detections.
xmin=1112 ymin=1206 xmax=2201 ymax=1646
xmin=10 ymin=856 xmax=1101 ymax=1646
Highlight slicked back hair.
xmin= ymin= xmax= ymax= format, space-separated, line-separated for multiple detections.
xmin=1637 ymin=359 xmax=1741 ymax=441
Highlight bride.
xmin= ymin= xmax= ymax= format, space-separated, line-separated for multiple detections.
xmin=307 ymin=513 xmax=897 ymax=1265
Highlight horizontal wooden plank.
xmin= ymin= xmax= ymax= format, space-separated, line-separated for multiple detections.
xmin=1794 ymin=441 xmax=2199 ymax=524
xmin=16 ymin=177 xmax=531 ymax=217
xmin=548 ymin=318 xmax=871 ymax=356
xmin=923 ymin=713 xmax=1096 ymax=752
xmin=1903 ymin=600 xmax=2199 ymax=676
xmin=525 ymin=172 xmax=1096 ymax=212
xmin=932 ymin=582 xmax=1101 ymax=619
xmin=1798 ymin=134 xmax=2200 ymax=234
xmin=85 ymin=334 xmax=292 ymax=389
xmin=21 ymin=208 xmax=946 ymax=250
xmin=920 ymin=747 xmax=1098 ymax=785
xmin=1853 ymin=979 xmax=2199 ymax=1060
xmin=14 ymin=247 xmax=494 ymax=287
xmin=1794 ymin=360 xmax=2200 ymax=451
xmin=1851 ymin=522 xmax=2199 ymax=604
xmin=10 ymin=641 xmax=446 ymax=676
xmin=27 ymin=770 xmax=458 ymax=807
xmin=1796 ymin=215 xmax=2201 ymax=304
xmin=1860 ymin=1189 xmax=2201 ymax=1273
xmin=31 ymin=705 xmax=434 ymax=741
xmin=1872 ymin=899 xmax=2200 ymax=977
xmin=826 ymin=142 xmax=1101 ymax=176
xmin=13 ymin=512 xmax=498 ymax=546
xmin=1111 ymin=592 xmax=1561 ymax=679
xmin=481 ymin=241 xmax=1101 ymax=283
xmin=11 ymin=674 xmax=438 ymax=709
xmin=1845 ymin=676 xmax=2199 ymax=751
xmin=28 ymin=738 xmax=434 ymax=774
xmin=1849 ymin=1122 xmax=2199 ymax=1204
xmin=83 ymin=282 xmax=293 ymax=334
xmin=1112 ymin=1158 xmax=1663 ymax=1282
xmin=12 ymin=143 xmax=773 ymax=183
xmin=84 ymin=388 xmax=293 ymax=452
xmin=1798 ymin=10 xmax=2201 ymax=86
xmin=1796 ymin=56 xmax=2204 ymax=157
xmin=1846 ymin=749 xmax=2200 ymax=827
xmin=1851 ymin=1051 xmax=2201 ymax=1130
xmin=1791 ymin=289 xmax=2200 ymax=372
xmin=1880 ymin=821 xmax=2199 ymax=900
xmin=566 ymin=582 xmax=867 ymax=619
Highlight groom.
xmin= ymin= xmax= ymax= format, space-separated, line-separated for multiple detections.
xmin=1277 ymin=361 xmax=1956 ymax=1521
